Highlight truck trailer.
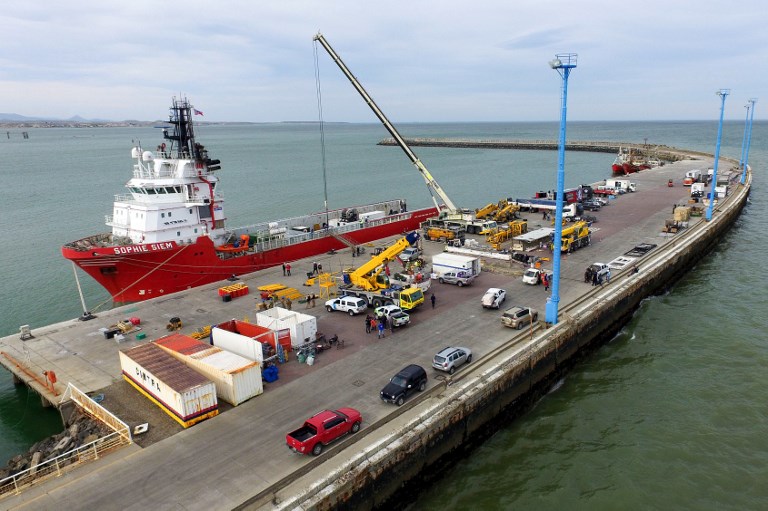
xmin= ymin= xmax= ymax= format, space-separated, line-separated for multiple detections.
xmin=431 ymin=253 xmax=481 ymax=278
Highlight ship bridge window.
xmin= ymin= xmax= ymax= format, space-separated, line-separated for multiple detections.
xmin=168 ymin=212 xmax=172 ymax=217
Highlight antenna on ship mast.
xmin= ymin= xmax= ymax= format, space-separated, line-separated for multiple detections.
xmin=71 ymin=262 xmax=96 ymax=321
xmin=313 ymin=41 xmax=330 ymax=227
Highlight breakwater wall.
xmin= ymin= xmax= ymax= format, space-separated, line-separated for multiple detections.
xmin=244 ymin=163 xmax=750 ymax=511
xmin=378 ymin=138 xmax=691 ymax=162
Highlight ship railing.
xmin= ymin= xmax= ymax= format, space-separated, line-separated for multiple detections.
xmin=183 ymin=192 xmax=211 ymax=205
xmin=247 ymin=211 xmax=408 ymax=253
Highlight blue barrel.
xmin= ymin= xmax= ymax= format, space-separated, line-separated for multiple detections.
xmin=263 ymin=365 xmax=279 ymax=383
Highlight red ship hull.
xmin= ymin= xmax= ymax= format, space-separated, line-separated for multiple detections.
xmin=63 ymin=207 xmax=437 ymax=303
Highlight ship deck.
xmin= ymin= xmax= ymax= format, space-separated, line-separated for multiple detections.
xmin=0 ymin=154 xmax=747 ymax=509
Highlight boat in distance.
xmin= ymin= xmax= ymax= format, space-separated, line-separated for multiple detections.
xmin=62 ymin=98 xmax=437 ymax=303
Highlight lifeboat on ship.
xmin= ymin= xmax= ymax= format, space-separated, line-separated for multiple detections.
xmin=215 ymin=234 xmax=250 ymax=253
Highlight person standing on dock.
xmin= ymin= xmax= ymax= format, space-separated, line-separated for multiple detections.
xmin=282 ymin=262 xmax=286 ymax=276
xmin=365 ymin=314 xmax=372 ymax=334
xmin=286 ymin=263 xmax=291 ymax=276
xmin=312 ymin=262 xmax=319 ymax=275
xmin=377 ymin=319 xmax=385 ymax=339
xmin=431 ymin=294 xmax=436 ymax=309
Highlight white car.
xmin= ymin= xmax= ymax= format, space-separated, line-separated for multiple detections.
xmin=522 ymin=268 xmax=552 ymax=286
xmin=481 ymin=288 xmax=506 ymax=309
xmin=325 ymin=296 xmax=367 ymax=316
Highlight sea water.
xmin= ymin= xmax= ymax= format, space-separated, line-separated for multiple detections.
xmin=1 ymin=121 xmax=765 ymax=509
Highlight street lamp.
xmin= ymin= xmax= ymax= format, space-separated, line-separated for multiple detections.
xmin=706 ymin=89 xmax=730 ymax=222
xmin=739 ymin=103 xmax=750 ymax=169
xmin=741 ymin=98 xmax=757 ymax=185
xmin=545 ymin=53 xmax=577 ymax=326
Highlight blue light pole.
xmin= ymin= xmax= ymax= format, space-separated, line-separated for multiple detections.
xmin=738 ymin=102 xmax=750 ymax=169
xmin=741 ymin=98 xmax=757 ymax=185
xmin=546 ymin=53 xmax=577 ymax=325
xmin=706 ymin=89 xmax=730 ymax=222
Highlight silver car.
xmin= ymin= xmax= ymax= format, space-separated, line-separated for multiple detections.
xmin=432 ymin=346 xmax=472 ymax=375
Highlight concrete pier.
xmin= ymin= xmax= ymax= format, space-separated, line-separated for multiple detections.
xmin=0 ymin=151 xmax=749 ymax=510
xmin=378 ymin=138 xmax=697 ymax=162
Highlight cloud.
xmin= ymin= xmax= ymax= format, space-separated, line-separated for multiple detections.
xmin=0 ymin=0 xmax=765 ymax=121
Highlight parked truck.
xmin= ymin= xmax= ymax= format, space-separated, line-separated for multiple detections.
xmin=286 ymin=408 xmax=362 ymax=456
xmin=604 ymin=179 xmax=636 ymax=193
xmin=432 ymin=253 xmax=481 ymax=279
xmin=683 ymin=169 xmax=703 ymax=186
xmin=550 ymin=220 xmax=591 ymax=253
xmin=510 ymin=199 xmax=582 ymax=221
xmin=341 ymin=231 xmax=426 ymax=310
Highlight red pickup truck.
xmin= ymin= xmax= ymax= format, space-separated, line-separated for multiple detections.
xmin=286 ymin=408 xmax=362 ymax=456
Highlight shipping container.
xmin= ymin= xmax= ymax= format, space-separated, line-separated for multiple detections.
xmin=155 ymin=333 xmax=263 ymax=406
xmin=211 ymin=327 xmax=264 ymax=361
xmin=255 ymin=307 xmax=317 ymax=348
xmin=431 ymin=253 xmax=482 ymax=278
xmin=211 ymin=320 xmax=269 ymax=362
xmin=119 ymin=343 xmax=218 ymax=428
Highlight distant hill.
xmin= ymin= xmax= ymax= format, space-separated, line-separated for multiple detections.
xmin=0 ymin=113 xmax=110 ymax=122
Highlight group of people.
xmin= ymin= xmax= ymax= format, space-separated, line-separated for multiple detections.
xmin=584 ymin=267 xmax=610 ymax=286
xmin=281 ymin=262 xmax=292 ymax=276
xmin=305 ymin=293 xmax=317 ymax=308
xmin=260 ymin=291 xmax=292 ymax=310
xmin=540 ymin=271 xmax=550 ymax=292
xmin=365 ymin=313 xmax=393 ymax=339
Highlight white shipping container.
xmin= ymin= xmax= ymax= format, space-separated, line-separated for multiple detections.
xmin=154 ymin=334 xmax=263 ymax=406
xmin=211 ymin=327 xmax=266 ymax=362
xmin=431 ymin=253 xmax=482 ymax=277
xmin=255 ymin=307 xmax=317 ymax=348
xmin=119 ymin=343 xmax=218 ymax=428
xmin=359 ymin=210 xmax=385 ymax=222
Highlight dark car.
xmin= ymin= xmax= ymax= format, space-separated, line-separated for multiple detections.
xmin=582 ymin=199 xmax=602 ymax=211
xmin=380 ymin=364 xmax=428 ymax=406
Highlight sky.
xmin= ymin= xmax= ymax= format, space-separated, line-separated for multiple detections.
xmin=1 ymin=1 xmax=766 ymax=123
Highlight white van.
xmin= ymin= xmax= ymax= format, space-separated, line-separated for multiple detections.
xmin=325 ymin=296 xmax=367 ymax=315
xmin=690 ymin=182 xmax=706 ymax=198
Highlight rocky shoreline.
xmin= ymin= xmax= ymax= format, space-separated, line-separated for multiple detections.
xmin=0 ymin=408 xmax=111 ymax=482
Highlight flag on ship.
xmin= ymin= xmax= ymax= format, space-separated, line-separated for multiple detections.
xmin=194 ymin=109 xmax=204 ymax=116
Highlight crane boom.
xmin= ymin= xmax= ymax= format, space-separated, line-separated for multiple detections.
xmin=313 ymin=32 xmax=459 ymax=214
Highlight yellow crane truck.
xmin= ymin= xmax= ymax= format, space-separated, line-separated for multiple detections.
xmin=340 ymin=232 xmax=425 ymax=310
xmin=550 ymin=220 xmax=591 ymax=253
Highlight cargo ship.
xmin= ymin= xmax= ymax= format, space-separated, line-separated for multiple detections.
xmin=62 ymin=98 xmax=437 ymax=303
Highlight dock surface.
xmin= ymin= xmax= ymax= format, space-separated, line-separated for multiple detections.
xmin=0 ymin=154 xmax=746 ymax=509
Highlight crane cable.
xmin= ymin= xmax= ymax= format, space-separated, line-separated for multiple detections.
xmin=313 ymin=40 xmax=330 ymax=228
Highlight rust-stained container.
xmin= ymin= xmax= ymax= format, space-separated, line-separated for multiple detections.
xmin=119 ymin=343 xmax=218 ymax=428
xmin=154 ymin=333 xmax=263 ymax=405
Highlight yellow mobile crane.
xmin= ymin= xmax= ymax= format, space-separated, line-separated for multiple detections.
xmin=475 ymin=202 xmax=499 ymax=219
xmin=341 ymin=232 xmax=425 ymax=310
xmin=550 ymin=220 xmax=591 ymax=253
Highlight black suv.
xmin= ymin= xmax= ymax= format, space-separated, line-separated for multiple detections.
xmin=380 ymin=364 xmax=428 ymax=406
